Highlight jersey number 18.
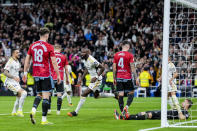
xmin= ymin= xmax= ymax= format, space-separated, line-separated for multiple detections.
xmin=34 ymin=49 xmax=43 ymax=62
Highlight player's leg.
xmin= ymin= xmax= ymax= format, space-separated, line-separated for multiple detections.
xmin=31 ymin=78 xmax=42 ymax=116
xmin=6 ymin=82 xmax=20 ymax=116
xmin=31 ymin=93 xmax=42 ymax=115
xmin=116 ymin=81 xmax=124 ymax=112
xmin=47 ymin=94 xmax=52 ymax=114
xmin=17 ymin=88 xmax=27 ymax=117
xmin=168 ymin=92 xmax=175 ymax=109
xmin=41 ymin=77 xmax=54 ymax=125
xmin=170 ymin=91 xmax=185 ymax=119
xmin=61 ymin=91 xmax=67 ymax=99
xmin=12 ymin=96 xmax=19 ymax=116
xmin=168 ymin=83 xmax=185 ymax=119
xmin=67 ymin=88 xmax=92 ymax=117
xmin=6 ymin=82 xmax=26 ymax=116
xmin=122 ymin=80 xmax=135 ymax=119
xmin=48 ymin=81 xmax=56 ymax=114
xmin=66 ymin=84 xmax=73 ymax=106
xmin=56 ymin=82 xmax=64 ymax=115
xmin=41 ymin=92 xmax=52 ymax=124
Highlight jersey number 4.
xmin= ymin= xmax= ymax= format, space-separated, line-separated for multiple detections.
xmin=34 ymin=49 xmax=43 ymax=62
xmin=118 ymin=57 xmax=124 ymax=68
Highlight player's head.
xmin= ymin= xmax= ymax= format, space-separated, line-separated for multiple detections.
xmin=39 ymin=27 xmax=50 ymax=40
xmin=182 ymin=99 xmax=193 ymax=110
xmin=54 ymin=44 xmax=62 ymax=52
xmin=11 ymin=48 xmax=20 ymax=59
xmin=81 ymin=48 xmax=90 ymax=60
xmin=122 ymin=40 xmax=130 ymax=51
xmin=168 ymin=55 xmax=173 ymax=62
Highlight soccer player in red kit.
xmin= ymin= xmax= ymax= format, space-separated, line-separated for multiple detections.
xmin=23 ymin=27 xmax=61 ymax=125
xmin=113 ymin=40 xmax=135 ymax=119
xmin=48 ymin=44 xmax=69 ymax=115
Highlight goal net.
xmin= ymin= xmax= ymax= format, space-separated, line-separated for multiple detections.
xmin=162 ymin=0 xmax=197 ymax=128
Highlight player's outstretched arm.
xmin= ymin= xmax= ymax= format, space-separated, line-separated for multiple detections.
xmin=97 ymin=64 xmax=105 ymax=77
xmin=51 ymin=56 xmax=61 ymax=84
xmin=23 ymin=54 xmax=31 ymax=83
xmin=113 ymin=63 xmax=117 ymax=85
xmin=78 ymin=68 xmax=88 ymax=85
xmin=65 ymin=65 xmax=69 ymax=85
xmin=4 ymin=70 xmax=19 ymax=82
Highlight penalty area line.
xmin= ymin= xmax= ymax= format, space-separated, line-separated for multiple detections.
xmin=139 ymin=126 xmax=163 ymax=131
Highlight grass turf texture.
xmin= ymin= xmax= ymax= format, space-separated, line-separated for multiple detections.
xmin=0 ymin=97 xmax=196 ymax=131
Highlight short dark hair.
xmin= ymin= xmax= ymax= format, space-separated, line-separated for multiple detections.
xmin=11 ymin=48 xmax=18 ymax=56
xmin=39 ymin=27 xmax=50 ymax=36
xmin=122 ymin=40 xmax=130 ymax=46
xmin=186 ymin=99 xmax=193 ymax=109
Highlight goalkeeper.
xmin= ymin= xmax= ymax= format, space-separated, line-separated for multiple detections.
xmin=114 ymin=99 xmax=192 ymax=120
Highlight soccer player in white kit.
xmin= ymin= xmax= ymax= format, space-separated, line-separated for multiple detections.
xmin=158 ymin=56 xmax=185 ymax=120
xmin=62 ymin=64 xmax=73 ymax=106
xmin=3 ymin=49 xmax=27 ymax=117
xmin=67 ymin=48 xmax=104 ymax=117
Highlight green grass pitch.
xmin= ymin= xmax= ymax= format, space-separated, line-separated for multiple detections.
xmin=0 ymin=96 xmax=196 ymax=131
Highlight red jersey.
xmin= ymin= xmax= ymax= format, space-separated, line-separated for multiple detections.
xmin=27 ymin=40 xmax=55 ymax=77
xmin=51 ymin=52 xmax=68 ymax=80
xmin=113 ymin=51 xmax=134 ymax=79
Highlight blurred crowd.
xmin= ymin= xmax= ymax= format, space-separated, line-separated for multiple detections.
xmin=0 ymin=0 xmax=196 ymax=96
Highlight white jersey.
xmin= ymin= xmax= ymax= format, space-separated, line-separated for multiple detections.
xmin=67 ymin=65 xmax=72 ymax=74
xmin=4 ymin=57 xmax=21 ymax=83
xmin=82 ymin=55 xmax=100 ymax=78
xmin=168 ymin=62 xmax=176 ymax=84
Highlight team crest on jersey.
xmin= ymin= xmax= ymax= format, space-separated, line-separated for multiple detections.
xmin=118 ymin=53 xmax=125 ymax=56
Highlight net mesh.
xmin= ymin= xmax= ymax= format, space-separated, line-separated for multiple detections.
xmin=168 ymin=0 xmax=197 ymax=127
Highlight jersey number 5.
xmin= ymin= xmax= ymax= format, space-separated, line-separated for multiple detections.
xmin=118 ymin=57 xmax=124 ymax=68
xmin=34 ymin=49 xmax=43 ymax=62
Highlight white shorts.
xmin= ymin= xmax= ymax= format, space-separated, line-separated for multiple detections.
xmin=64 ymin=82 xmax=72 ymax=92
xmin=88 ymin=80 xmax=102 ymax=92
xmin=5 ymin=81 xmax=21 ymax=95
xmin=168 ymin=81 xmax=177 ymax=92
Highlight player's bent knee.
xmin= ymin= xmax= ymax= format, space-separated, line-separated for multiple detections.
xmin=22 ymin=91 xmax=27 ymax=96
xmin=67 ymin=91 xmax=71 ymax=95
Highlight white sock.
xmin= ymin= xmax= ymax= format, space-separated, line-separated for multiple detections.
xmin=168 ymin=97 xmax=175 ymax=109
xmin=99 ymin=93 xmax=115 ymax=98
xmin=67 ymin=95 xmax=72 ymax=104
xmin=42 ymin=116 xmax=47 ymax=122
xmin=32 ymin=107 xmax=37 ymax=113
xmin=62 ymin=92 xmax=67 ymax=99
xmin=18 ymin=91 xmax=27 ymax=111
xmin=75 ymin=97 xmax=86 ymax=114
xmin=172 ymin=95 xmax=182 ymax=114
xmin=12 ymin=97 xmax=19 ymax=113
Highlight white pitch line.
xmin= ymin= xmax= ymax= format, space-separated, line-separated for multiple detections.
xmin=0 ymin=109 xmax=70 ymax=116
xmin=139 ymin=126 xmax=163 ymax=131
xmin=0 ymin=108 xmax=117 ymax=116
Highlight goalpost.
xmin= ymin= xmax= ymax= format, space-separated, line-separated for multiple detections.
xmin=162 ymin=0 xmax=197 ymax=128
